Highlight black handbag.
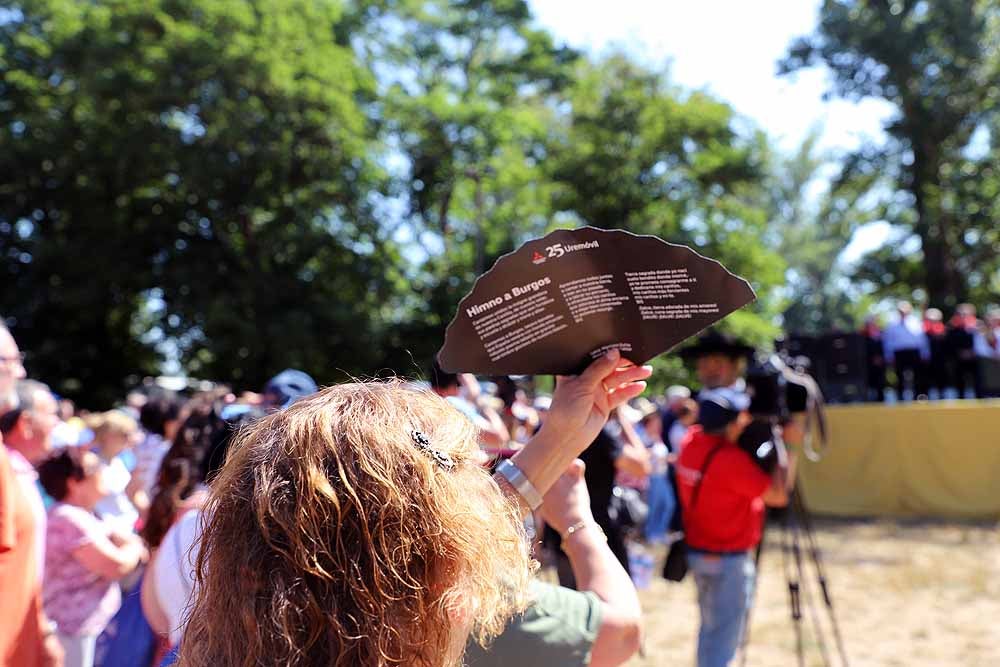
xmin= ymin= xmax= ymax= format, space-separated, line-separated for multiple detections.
xmin=662 ymin=444 xmax=724 ymax=583
xmin=609 ymin=485 xmax=649 ymax=530
xmin=662 ymin=536 xmax=689 ymax=581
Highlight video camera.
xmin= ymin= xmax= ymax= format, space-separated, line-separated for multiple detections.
xmin=739 ymin=353 xmax=827 ymax=472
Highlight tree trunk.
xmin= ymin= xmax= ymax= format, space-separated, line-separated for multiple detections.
xmin=911 ymin=144 xmax=962 ymax=310
xmin=921 ymin=233 xmax=961 ymax=310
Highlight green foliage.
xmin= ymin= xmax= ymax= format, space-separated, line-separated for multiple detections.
xmin=548 ymin=55 xmax=785 ymax=344
xmin=2 ymin=0 xmax=812 ymax=404
xmin=780 ymin=0 xmax=1000 ymax=309
xmin=764 ymin=131 xmax=882 ymax=334
xmin=0 ymin=0 xmax=395 ymax=405
xmin=542 ymin=55 xmax=787 ymax=390
xmin=358 ymin=0 xmax=579 ymax=365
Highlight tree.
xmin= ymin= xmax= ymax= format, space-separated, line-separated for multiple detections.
xmin=780 ymin=0 xmax=1000 ymax=309
xmin=355 ymin=0 xmax=579 ymax=365
xmin=548 ymin=55 xmax=786 ymax=345
xmin=2 ymin=0 xmax=806 ymax=403
xmin=0 ymin=0 xmax=397 ymax=405
xmin=544 ymin=55 xmax=787 ymax=389
xmin=764 ymin=131 xmax=883 ymax=334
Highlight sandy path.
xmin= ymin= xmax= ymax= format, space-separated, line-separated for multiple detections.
xmin=627 ymin=519 xmax=1000 ymax=666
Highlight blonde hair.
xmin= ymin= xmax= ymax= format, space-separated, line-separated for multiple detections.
xmin=85 ymin=410 xmax=138 ymax=440
xmin=178 ymin=381 xmax=533 ymax=667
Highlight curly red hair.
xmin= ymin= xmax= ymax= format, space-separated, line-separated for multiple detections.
xmin=178 ymin=381 xmax=532 ymax=667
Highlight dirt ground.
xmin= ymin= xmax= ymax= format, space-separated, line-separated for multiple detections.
xmin=624 ymin=518 xmax=1000 ymax=667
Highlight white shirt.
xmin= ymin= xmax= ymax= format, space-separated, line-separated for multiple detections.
xmin=649 ymin=441 xmax=670 ymax=476
xmin=153 ymin=510 xmax=203 ymax=646
xmin=696 ymin=379 xmax=746 ymax=399
xmin=93 ymin=456 xmax=139 ymax=533
xmin=974 ymin=331 xmax=998 ymax=358
xmin=882 ymin=315 xmax=930 ymax=362
xmin=445 ymin=395 xmax=481 ymax=423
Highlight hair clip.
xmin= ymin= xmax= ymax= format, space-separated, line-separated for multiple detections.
xmin=410 ymin=430 xmax=456 ymax=471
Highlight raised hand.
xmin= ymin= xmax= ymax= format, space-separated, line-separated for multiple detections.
xmin=542 ymin=349 xmax=652 ymax=456
xmin=503 ymin=350 xmax=652 ymax=513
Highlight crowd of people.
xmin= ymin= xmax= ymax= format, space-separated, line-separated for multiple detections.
xmin=2 ymin=314 xmax=803 ymax=667
xmin=861 ymin=301 xmax=1000 ymax=400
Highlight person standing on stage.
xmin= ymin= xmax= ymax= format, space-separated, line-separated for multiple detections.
xmin=976 ymin=310 xmax=1000 ymax=397
xmin=922 ymin=308 xmax=948 ymax=398
xmin=861 ymin=316 xmax=887 ymax=402
xmin=946 ymin=304 xmax=981 ymax=398
xmin=882 ymin=301 xmax=930 ymax=400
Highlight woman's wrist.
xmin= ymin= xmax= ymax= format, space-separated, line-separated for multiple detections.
xmin=509 ymin=427 xmax=575 ymax=500
xmin=560 ymin=520 xmax=607 ymax=550
xmin=556 ymin=515 xmax=600 ymax=538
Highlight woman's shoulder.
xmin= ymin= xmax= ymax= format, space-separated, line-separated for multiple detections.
xmin=47 ymin=503 xmax=104 ymax=542
xmin=49 ymin=502 xmax=93 ymax=523
xmin=160 ymin=509 xmax=203 ymax=559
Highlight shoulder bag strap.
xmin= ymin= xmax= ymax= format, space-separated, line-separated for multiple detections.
xmin=689 ymin=444 xmax=725 ymax=511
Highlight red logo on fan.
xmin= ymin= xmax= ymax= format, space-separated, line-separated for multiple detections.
xmin=532 ymin=251 xmax=546 ymax=265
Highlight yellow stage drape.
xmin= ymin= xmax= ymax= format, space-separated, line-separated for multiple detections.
xmin=797 ymin=400 xmax=1000 ymax=518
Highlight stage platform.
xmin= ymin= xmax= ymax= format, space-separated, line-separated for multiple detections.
xmin=798 ymin=399 xmax=1000 ymax=518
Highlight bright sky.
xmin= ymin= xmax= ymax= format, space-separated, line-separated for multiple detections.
xmin=528 ymin=0 xmax=897 ymax=259
xmin=528 ymin=0 xmax=895 ymax=153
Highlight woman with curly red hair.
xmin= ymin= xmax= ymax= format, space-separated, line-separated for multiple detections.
xmin=176 ymin=351 xmax=649 ymax=667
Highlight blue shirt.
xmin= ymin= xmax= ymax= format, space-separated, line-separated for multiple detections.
xmin=882 ymin=316 xmax=930 ymax=362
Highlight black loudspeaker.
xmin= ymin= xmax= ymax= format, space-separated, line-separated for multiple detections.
xmin=778 ymin=333 xmax=868 ymax=404
xmin=780 ymin=335 xmax=818 ymax=359
xmin=817 ymin=333 xmax=868 ymax=403
xmin=775 ymin=335 xmax=822 ymax=383
xmin=980 ymin=358 xmax=1000 ymax=396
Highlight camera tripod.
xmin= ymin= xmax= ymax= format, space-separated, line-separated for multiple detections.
xmin=739 ymin=483 xmax=849 ymax=667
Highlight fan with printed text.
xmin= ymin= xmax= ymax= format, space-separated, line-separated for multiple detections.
xmin=437 ymin=227 xmax=756 ymax=376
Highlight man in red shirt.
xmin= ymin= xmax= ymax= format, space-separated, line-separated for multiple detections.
xmin=676 ymin=388 xmax=794 ymax=667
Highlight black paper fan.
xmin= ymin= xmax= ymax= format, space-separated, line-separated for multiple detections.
xmin=438 ymin=227 xmax=756 ymax=375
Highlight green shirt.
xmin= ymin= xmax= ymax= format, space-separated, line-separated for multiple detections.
xmin=465 ymin=581 xmax=603 ymax=667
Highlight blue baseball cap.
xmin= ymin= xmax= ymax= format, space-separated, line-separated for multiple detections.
xmin=263 ymin=369 xmax=318 ymax=409
xmin=697 ymin=387 xmax=750 ymax=431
